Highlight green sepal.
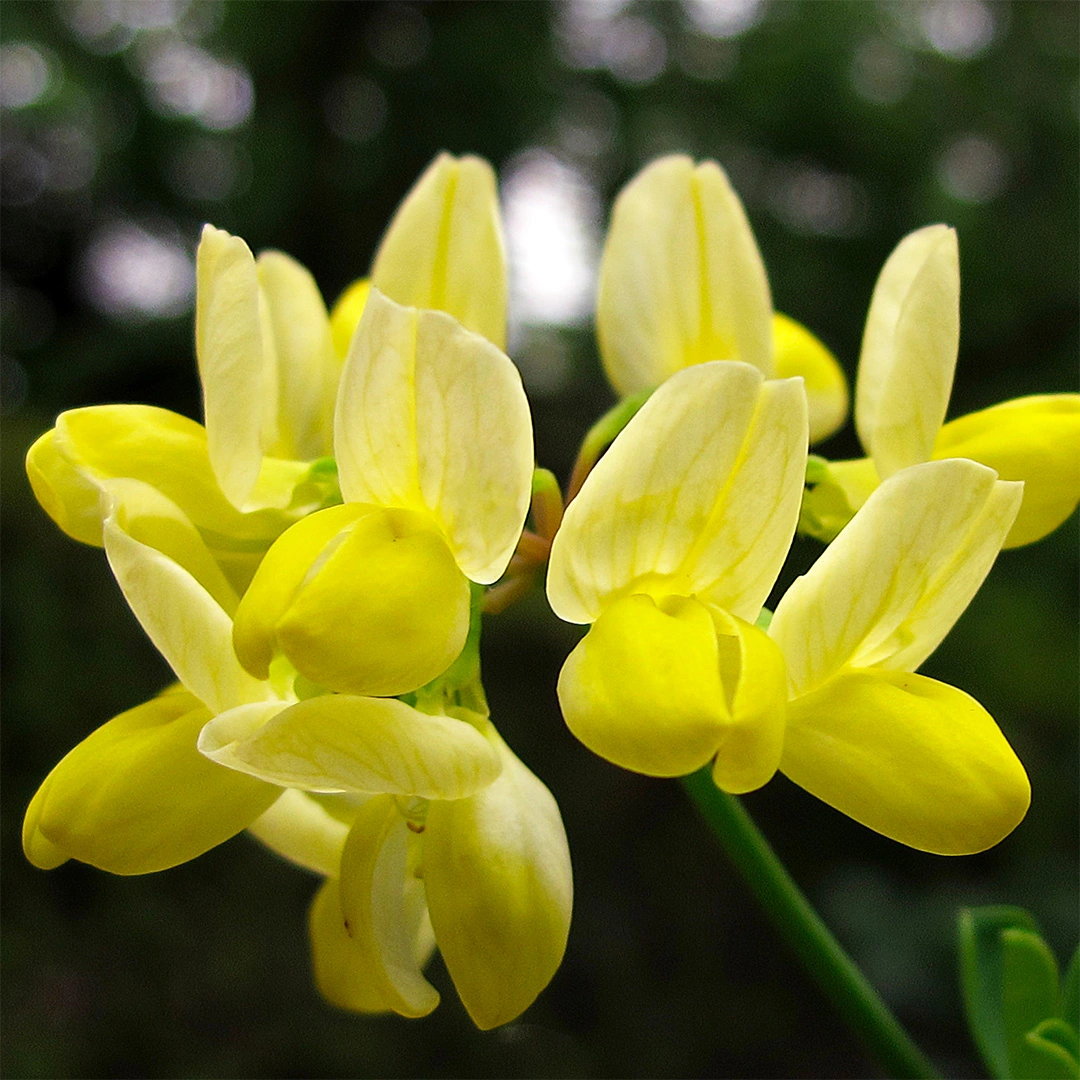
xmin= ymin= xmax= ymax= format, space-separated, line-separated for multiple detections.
xmin=797 ymin=454 xmax=855 ymax=544
xmin=290 ymin=456 xmax=343 ymax=511
xmin=402 ymin=581 xmax=488 ymax=716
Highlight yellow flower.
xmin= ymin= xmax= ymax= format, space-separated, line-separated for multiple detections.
xmin=232 ymin=288 xmax=533 ymax=698
xmin=327 ymin=151 xmax=507 ymax=358
xmin=25 ymin=151 xmax=509 ymax=591
xmin=770 ymin=458 xmax=1030 ymax=855
xmin=547 ymin=361 xmax=808 ymax=791
xmin=596 ymin=154 xmax=848 ymax=444
xmin=824 ymin=225 xmax=1080 ymax=547
xmin=299 ymin=721 xmax=572 ymax=1029
xmin=25 ymin=227 xmax=351 ymax=592
xmin=23 ymin=483 xmax=500 ymax=875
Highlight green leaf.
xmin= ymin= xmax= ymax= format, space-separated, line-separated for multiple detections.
xmin=959 ymin=906 xmax=1041 ymax=1079
xmin=1062 ymin=947 xmax=1079 ymax=1027
xmin=1002 ymin=928 xmax=1062 ymax=1080
xmin=1022 ymin=1018 xmax=1080 ymax=1079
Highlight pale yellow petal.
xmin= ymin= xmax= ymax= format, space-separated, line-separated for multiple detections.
xmin=770 ymin=459 xmax=1022 ymax=696
xmin=247 ymin=789 xmax=354 ymax=877
xmin=781 ymin=669 xmax=1030 ymax=855
xmin=201 ymin=695 xmax=502 ymax=799
xmin=309 ymin=878 xmax=394 ymax=1014
xmin=310 ymin=873 xmax=436 ymax=1016
xmin=24 ymin=689 xmax=279 ymax=874
xmin=99 ymin=477 xmax=238 ymax=615
xmin=772 ymin=312 xmax=849 ymax=444
xmin=195 ymin=224 xmax=269 ymax=508
xmin=337 ymin=796 xmax=439 ymax=1017
xmin=334 ymin=289 xmax=533 ymax=583
xmin=596 ymin=155 xmax=773 ymax=397
xmin=547 ymin=362 xmax=806 ymax=624
xmin=856 ymin=225 xmax=959 ymax=476
xmin=557 ymin=593 xmax=730 ymax=777
xmin=424 ymin=724 xmax=572 ymax=1029
xmin=371 ymin=153 xmax=507 ymax=349
xmin=256 ymin=250 xmax=340 ymax=461
xmin=102 ymin=499 xmax=271 ymax=713
xmin=934 ymin=394 xmax=1080 ymax=548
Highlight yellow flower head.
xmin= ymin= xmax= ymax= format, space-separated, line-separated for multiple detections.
xmin=596 ymin=154 xmax=848 ymax=443
xmin=232 ymin=288 xmax=534 ymax=698
xmin=547 ymin=361 xmax=808 ymax=791
xmin=826 ymin=224 xmax=1080 ymax=547
xmin=22 ymin=484 xmax=502 ymax=875
xmin=770 ymin=458 xmax=1030 ymax=854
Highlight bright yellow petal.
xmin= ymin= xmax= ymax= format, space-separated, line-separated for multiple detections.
xmin=547 ymin=362 xmax=806 ymax=624
xmin=334 ymin=288 xmax=533 ymax=584
xmin=27 ymin=406 xmax=298 ymax=555
xmin=934 ymin=394 xmax=1080 ymax=548
xmin=24 ymin=688 xmax=279 ymax=874
xmin=709 ymin=612 xmax=787 ymax=795
xmin=200 ymin=695 xmax=501 ymax=799
xmin=329 ymin=278 xmax=371 ymax=357
xmin=772 ymin=312 xmax=849 ymax=444
xmin=770 ymin=459 xmax=1022 ymax=696
xmin=102 ymin=497 xmax=271 ymax=713
xmin=231 ymin=502 xmax=371 ymax=680
xmin=275 ymin=506 xmax=470 ymax=696
xmin=557 ymin=593 xmax=729 ymax=777
xmin=25 ymin=428 xmax=104 ymax=546
xmin=336 ymin=796 xmax=440 ymax=1018
xmin=370 ymin=153 xmax=507 ymax=349
xmin=596 ymin=155 xmax=773 ymax=397
xmin=309 ymin=873 xmax=436 ymax=1016
xmin=424 ymin=724 xmax=572 ymax=1030
xmin=256 ymin=249 xmax=340 ymax=461
xmin=856 ymin=225 xmax=959 ymax=476
xmin=195 ymin=224 xmax=271 ymax=508
xmin=781 ymin=670 xmax=1030 ymax=855
xmin=247 ymin=789 xmax=354 ymax=877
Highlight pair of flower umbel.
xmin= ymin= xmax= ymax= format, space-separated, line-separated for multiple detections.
xmin=23 ymin=154 xmax=1079 ymax=1028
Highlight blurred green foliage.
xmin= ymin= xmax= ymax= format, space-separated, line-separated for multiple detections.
xmin=2 ymin=2 xmax=1076 ymax=1077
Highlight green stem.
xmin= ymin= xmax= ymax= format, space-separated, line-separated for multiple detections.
xmin=681 ymin=769 xmax=939 ymax=1080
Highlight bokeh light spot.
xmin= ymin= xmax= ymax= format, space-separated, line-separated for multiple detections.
xmin=0 ymin=44 xmax=54 ymax=109
xmin=503 ymin=149 xmax=600 ymax=329
xmin=919 ymin=0 xmax=996 ymax=60
xmin=937 ymin=135 xmax=1007 ymax=203
xmin=80 ymin=221 xmax=194 ymax=319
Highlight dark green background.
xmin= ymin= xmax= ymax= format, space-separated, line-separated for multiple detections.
xmin=2 ymin=2 xmax=1076 ymax=1077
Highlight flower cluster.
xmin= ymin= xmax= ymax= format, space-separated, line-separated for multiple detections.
xmin=23 ymin=152 xmax=1079 ymax=1024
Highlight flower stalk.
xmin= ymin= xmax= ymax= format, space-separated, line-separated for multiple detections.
xmin=681 ymin=767 xmax=939 ymax=1080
